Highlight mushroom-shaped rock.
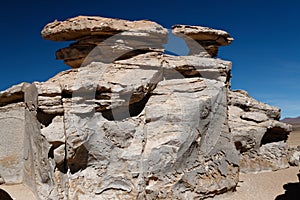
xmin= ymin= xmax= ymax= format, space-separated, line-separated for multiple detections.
xmin=41 ymin=16 xmax=168 ymax=41
xmin=41 ymin=16 xmax=168 ymax=68
xmin=172 ymin=24 xmax=233 ymax=57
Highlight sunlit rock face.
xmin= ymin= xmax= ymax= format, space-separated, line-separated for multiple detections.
xmin=228 ymin=90 xmax=292 ymax=173
xmin=0 ymin=16 xmax=291 ymax=199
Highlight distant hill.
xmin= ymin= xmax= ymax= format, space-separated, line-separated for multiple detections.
xmin=281 ymin=116 xmax=300 ymax=131
xmin=281 ymin=116 xmax=300 ymax=125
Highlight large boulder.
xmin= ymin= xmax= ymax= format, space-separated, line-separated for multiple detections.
xmin=228 ymin=90 xmax=292 ymax=173
xmin=0 ymin=16 xmax=292 ymax=199
xmin=32 ymin=51 xmax=238 ymax=199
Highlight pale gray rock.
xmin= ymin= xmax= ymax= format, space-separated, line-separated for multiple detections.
xmin=287 ymin=146 xmax=300 ymax=166
xmin=0 ymin=176 xmax=4 ymax=185
xmin=172 ymin=24 xmax=233 ymax=57
xmin=172 ymin=25 xmax=233 ymax=45
xmin=0 ymin=15 xmax=292 ymax=200
xmin=0 ymin=82 xmax=30 ymax=106
xmin=240 ymin=141 xmax=290 ymax=172
xmin=0 ymin=86 xmax=58 ymax=199
xmin=228 ymin=90 xmax=292 ymax=173
xmin=229 ymin=90 xmax=281 ymax=119
xmin=27 ymin=53 xmax=238 ymax=199
xmin=241 ymin=111 xmax=269 ymax=123
xmin=57 ymin=76 xmax=239 ymax=199
xmin=38 ymin=95 xmax=64 ymax=114
xmin=0 ymin=103 xmax=26 ymax=184
xmin=115 ymin=52 xmax=232 ymax=83
xmin=41 ymin=116 xmax=65 ymax=143
xmin=53 ymin=144 xmax=65 ymax=168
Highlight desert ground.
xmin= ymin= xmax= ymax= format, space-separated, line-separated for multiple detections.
xmin=215 ymin=167 xmax=299 ymax=200
xmin=288 ymin=125 xmax=300 ymax=147
xmin=1 ymin=130 xmax=299 ymax=200
xmin=218 ymin=127 xmax=300 ymax=200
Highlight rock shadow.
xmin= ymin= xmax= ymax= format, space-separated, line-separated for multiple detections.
xmin=0 ymin=189 xmax=13 ymax=200
xmin=275 ymin=171 xmax=300 ymax=200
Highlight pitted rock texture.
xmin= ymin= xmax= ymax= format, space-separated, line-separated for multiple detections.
xmin=0 ymin=16 xmax=292 ymax=199
xmin=228 ymin=90 xmax=292 ymax=173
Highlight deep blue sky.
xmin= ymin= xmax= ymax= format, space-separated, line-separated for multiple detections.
xmin=0 ymin=0 xmax=299 ymax=118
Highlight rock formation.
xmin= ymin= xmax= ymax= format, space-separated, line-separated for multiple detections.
xmin=228 ymin=90 xmax=292 ymax=173
xmin=172 ymin=25 xmax=233 ymax=57
xmin=0 ymin=16 xmax=294 ymax=199
xmin=42 ymin=16 xmax=168 ymax=68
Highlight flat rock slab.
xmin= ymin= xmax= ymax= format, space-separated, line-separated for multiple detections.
xmin=172 ymin=24 xmax=233 ymax=46
xmin=41 ymin=16 xmax=168 ymax=41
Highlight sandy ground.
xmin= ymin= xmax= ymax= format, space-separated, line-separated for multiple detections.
xmin=215 ymin=167 xmax=300 ymax=200
xmin=217 ymin=129 xmax=300 ymax=200
xmin=0 ymin=184 xmax=36 ymax=200
xmin=288 ymin=130 xmax=300 ymax=147
xmin=0 ymin=130 xmax=299 ymax=200
xmin=1 ymin=168 xmax=299 ymax=200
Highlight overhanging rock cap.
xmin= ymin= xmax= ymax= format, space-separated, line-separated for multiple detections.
xmin=172 ymin=24 xmax=233 ymax=46
xmin=41 ymin=16 xmax=168 ymax=41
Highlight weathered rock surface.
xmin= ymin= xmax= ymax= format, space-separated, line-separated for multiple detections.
xmin=172 ymin=25 xmax=233 ymax=57
xmin=0 ymin=85 xmax=57 ymax=199
xmin=41 ymin=16 xmax=168 ymax=41
xmin=0 ymin=82 xmax=30 ymax=106
xmin=228 ymin=90 xmax=292 ymax=173
xmin=287 ymin=146 xmax=300 ymax=166
xmin=42 ymin=16 xmax=168 ymax=68
xmin=0 ymin=16 xmax=293 ymax=199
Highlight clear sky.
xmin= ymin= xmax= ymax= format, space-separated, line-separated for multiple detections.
xmin=0 ymin=0 xmax=299 ymax=118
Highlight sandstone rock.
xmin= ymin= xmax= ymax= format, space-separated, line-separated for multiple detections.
xmin=229 ymin=90 xmax=281 ymax=119
xmin=0 ymin=86 xmax=58 ymax=199
xmin=42 ymin=16 xmax=168 ymax=68
xmin=0 ymin=103 xmax=26 ymax=184
xmin=0 ymin=176 xmax=4 ymax=185
xmin=38 ymin=95 xmax=64 ymax=114
xmin=41 ymin=116 xmax=65 ymax=143
xmin=241 ymin=111 xmax=269 ymax=123
xmin=228 ymin=90 xmax=292 ymax=173
xmin=57 ymin=76 xmax=239 ymax=199
xmin=0 ymin=82 xmax=30 ymax=106
xmin=2 ymin=45 xmax=234 ymax=198
xmin=115 ymin=52 xmax=232 ymax=83
xmin=55 ymin=36 xmax=165 ymax=68
xmin=0 ymin=15 xmax=292 ymax=200
xmin=287 ymin=146 xmax=300 ymax=166
xmin=41 ymin=16 xmax=168 ymax=41
xmin=172 ymin=25 xmax=233 ymax=57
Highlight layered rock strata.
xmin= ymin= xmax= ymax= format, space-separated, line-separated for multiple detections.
xmin=0 ymin=16 xmax=293 ymax=200
xmin=42 ymin=16 xmax=168 ymax=68
xmin=228 ymin=90 xmax=292 ymax=173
